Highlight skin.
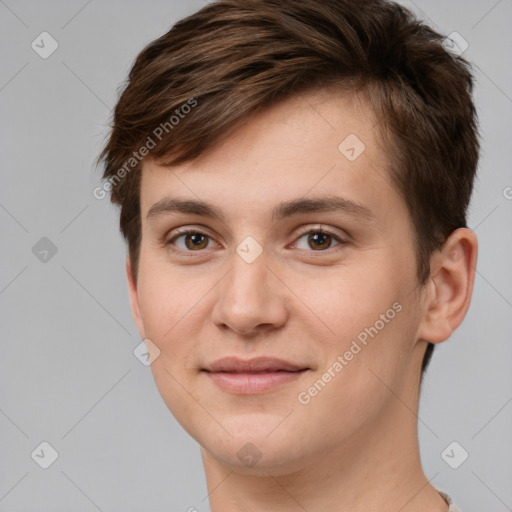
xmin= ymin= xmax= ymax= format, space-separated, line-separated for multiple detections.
xmin=127 ymin=89 xmax=477 ymax=511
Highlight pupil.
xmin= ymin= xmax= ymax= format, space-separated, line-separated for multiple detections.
xmin=187 ymin=233 xmax=207 ymax=249
xmin=309 ymin=232 xmax=330 ymax=250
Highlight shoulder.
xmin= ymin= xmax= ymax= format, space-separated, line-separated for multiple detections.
xmin=438 ymin=490 xmax=461 ymax=512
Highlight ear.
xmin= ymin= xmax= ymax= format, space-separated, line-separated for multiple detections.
xmin=126 ymin=256 xmax=146 ymax=339
xmin=417 ymin=228 xmax=478 ymax=344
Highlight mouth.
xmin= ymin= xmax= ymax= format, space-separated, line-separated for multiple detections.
xmin=201 ymin=357 xmax=310 ymax=394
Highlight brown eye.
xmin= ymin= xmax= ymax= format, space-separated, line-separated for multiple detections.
xmin=168 ymin=230 xmax=213 ymax=251
xmin=183 ymin=233 xmax=209 ymax=250
xmin=307 ymin=232 xmax=333 ymax=250
xmin=294 ymin=229 xmax=344 ymax=251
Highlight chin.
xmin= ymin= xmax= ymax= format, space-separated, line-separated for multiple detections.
xmin=201 ymin=436 xmax=308 ymax=476
xmin=193 ymin=415 xmax=317 ymax=475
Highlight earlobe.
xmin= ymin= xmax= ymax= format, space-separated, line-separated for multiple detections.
xmin=416 ymin=228 xmax=478 ymax=344
xmin=126 ymin=256 xmax=146 ymax=339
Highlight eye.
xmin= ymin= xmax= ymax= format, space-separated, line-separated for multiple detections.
xmin=292 ymin=227 xmax=346 ymax=251
xmin=167 ymin=229 xmax=214 ymax=251
xmin=165 ymin=225 xmax=348 ymax=254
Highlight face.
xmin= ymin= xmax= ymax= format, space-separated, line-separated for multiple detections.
xmin=128 ymin=90 xmax=429 ymax=475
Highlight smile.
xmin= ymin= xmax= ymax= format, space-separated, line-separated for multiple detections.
xmin=202 ymin=357 xmax=310 ymax=394
xmin=203 ymin=369 xmax=309 ymax=394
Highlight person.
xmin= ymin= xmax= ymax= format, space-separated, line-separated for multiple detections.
xmin=97 ymin=0 xmax=479 ymax=510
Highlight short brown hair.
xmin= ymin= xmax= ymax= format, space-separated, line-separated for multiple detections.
xmin=98 ymin=0 xmax=479 ymax=372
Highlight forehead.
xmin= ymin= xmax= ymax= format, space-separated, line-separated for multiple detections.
xmin=139 ymin=89 xmax=403 ymax=224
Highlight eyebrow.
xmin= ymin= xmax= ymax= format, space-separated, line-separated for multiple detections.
xmin=146 ymin=196 xmax=376 ymax=223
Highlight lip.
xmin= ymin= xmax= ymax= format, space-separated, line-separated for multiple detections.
xmin=202 ymin=357 xmax=310 ymax=394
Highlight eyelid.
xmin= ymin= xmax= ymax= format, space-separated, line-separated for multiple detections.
xmin=165 ymin=223 xmax=349 ymax=253
xmin=291 ymin=224 xmax=349 ymax=245
xmin=165 ymin=226 xmax=218 ymax=248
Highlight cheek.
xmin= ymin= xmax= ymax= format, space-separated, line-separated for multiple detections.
xmin=135 ymin=250 xmax=221 ymax=389
xmin=135 ymin=260 xmax=210 ymax=432
xmin=294 ymin=298 xmax=418 ymax=441
xmin=301 ymin=256 xmax=419 ymax=384
xmin=290 ymin=261 xmax=403 ymax=340
xmin=137 ymin=281 xmax=206 ymax=365
xmin=136 ymin=245 xmax=206 ymax=339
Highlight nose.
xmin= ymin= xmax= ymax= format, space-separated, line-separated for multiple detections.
xmin=211 ymin=249 xmax=289 ymax=338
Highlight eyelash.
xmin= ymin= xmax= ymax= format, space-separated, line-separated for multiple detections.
xmin=165 ymin=225 xmax=349 ymax=255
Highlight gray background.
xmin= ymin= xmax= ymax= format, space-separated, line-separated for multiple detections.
xmin=1 ymin=0 xmax=511 ymax=510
